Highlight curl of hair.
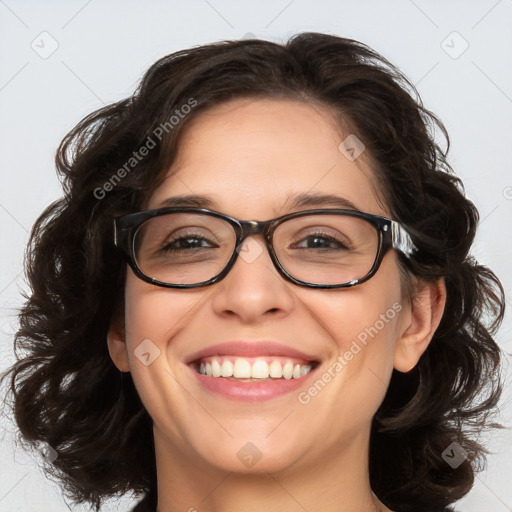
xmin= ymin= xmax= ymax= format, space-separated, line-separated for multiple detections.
xmin=2 ymin=33 xmax=505 ymax=512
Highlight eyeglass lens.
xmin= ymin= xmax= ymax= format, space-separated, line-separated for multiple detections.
xmin=133 ymin=212 xmax=380 ymax=286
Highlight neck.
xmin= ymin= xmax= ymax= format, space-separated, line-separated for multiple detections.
xmin=152 ymin=425 xmax=390 ymax=512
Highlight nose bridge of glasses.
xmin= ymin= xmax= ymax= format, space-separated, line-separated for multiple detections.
xmin=241 ymin=219 xmax=266 ymax=237
xmin=235 ymin=219 xmax=273 ymax=257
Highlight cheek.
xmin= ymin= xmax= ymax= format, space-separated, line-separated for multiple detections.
xmin=315 ymin=294 xmax=403 ymax=384
xmin=301 ymin=255 xmax=405 ymax=370
xmin=120 ymin=275 xmax=225 ymax=448
xmin=306 ymin=289 xmax=402 ymax=351
xmin=294 ymin=291 xmax=404 ymax=439
xmin=123 ymin=270 xmax=213 ymax=344
xmin=120 ymin=272 xmax=210 ymax=404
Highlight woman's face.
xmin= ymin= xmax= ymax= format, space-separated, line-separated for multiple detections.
xmin=111 ymin=98 xmax=411 ymax=475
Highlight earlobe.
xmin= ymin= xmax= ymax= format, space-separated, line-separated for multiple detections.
xmin=107 ymin=324 xmax=131 ymax=372
xmin=394 ymin=278 xmax=447 ymax=373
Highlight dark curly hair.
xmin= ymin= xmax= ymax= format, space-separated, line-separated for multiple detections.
xmin=1 ymin=33 xmax=505 ymax=512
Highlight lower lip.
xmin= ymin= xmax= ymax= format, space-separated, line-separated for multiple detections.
xmin=188 ymin=365 xmax=319 ymax=402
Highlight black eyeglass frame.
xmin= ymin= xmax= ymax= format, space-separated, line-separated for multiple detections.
xmin=113 ymin=207 xmax=417 ymax=290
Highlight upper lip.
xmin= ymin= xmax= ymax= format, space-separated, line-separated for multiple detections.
xmin=184 ymin=341 xmax=320 ymax=364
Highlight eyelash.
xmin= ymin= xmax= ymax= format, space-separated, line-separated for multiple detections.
xmin=290 ymin=231 xmax=351 ymax=251
xmin=160 ymin=232 xmax=218 ymax=252
xmin=159 ymin=231 xmax=351 ymax=252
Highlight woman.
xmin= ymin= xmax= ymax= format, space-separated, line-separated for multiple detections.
xmin=3 ymin=33 xmax=505 ymax=512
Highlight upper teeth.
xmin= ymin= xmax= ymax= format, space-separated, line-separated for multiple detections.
xmin=197 ymin=357 xmax=313 ymax=379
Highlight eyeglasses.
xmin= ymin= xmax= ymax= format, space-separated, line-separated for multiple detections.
xmin=113 ymin=207 xmax=417 ymax=289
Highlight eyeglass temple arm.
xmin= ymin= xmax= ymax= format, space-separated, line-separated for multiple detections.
xmin=113 ymin=220 xmax=119 ymax=246
xmin=390 ymin=221 xmax=417 ymax=257
xmin=113 ymin=219 xmax=127 ymax=248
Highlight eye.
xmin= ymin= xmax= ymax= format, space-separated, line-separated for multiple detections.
xmin=160 ymin=232 xmax=219 ymax=252
xmin=290 ymin=231 xmax=351 ymax=251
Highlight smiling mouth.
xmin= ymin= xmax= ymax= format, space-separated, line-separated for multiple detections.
xmin=189 ymin=355 xmax=319 ymax=381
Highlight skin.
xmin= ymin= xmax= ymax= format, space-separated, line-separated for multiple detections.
xmin=108 ymin=98 xmax=446 ymax=512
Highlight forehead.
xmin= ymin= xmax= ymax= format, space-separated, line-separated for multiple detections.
xmin=148 ymin=98 xmax=388 ymax=218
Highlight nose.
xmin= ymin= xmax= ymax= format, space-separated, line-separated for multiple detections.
xmin=210 ymin=234 xmax=296 ymax=323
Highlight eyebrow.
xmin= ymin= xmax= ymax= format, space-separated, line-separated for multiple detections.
xmin=157 ymin=193 xmax=361 ymax=213
xmin=158 ymin=194 xmax=217 ymax=209
xmin=283 ymin=192 xmax=360 ymax=211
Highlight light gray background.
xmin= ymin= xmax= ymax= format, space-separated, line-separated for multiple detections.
xmin=1 ymin=1 xmax=511 ymax=511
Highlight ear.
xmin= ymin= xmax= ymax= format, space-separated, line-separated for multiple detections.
xmin=394 ymin=277 xmax=447 ymax=373
xmin=107 ymin=319 xmax=131 ymax=372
